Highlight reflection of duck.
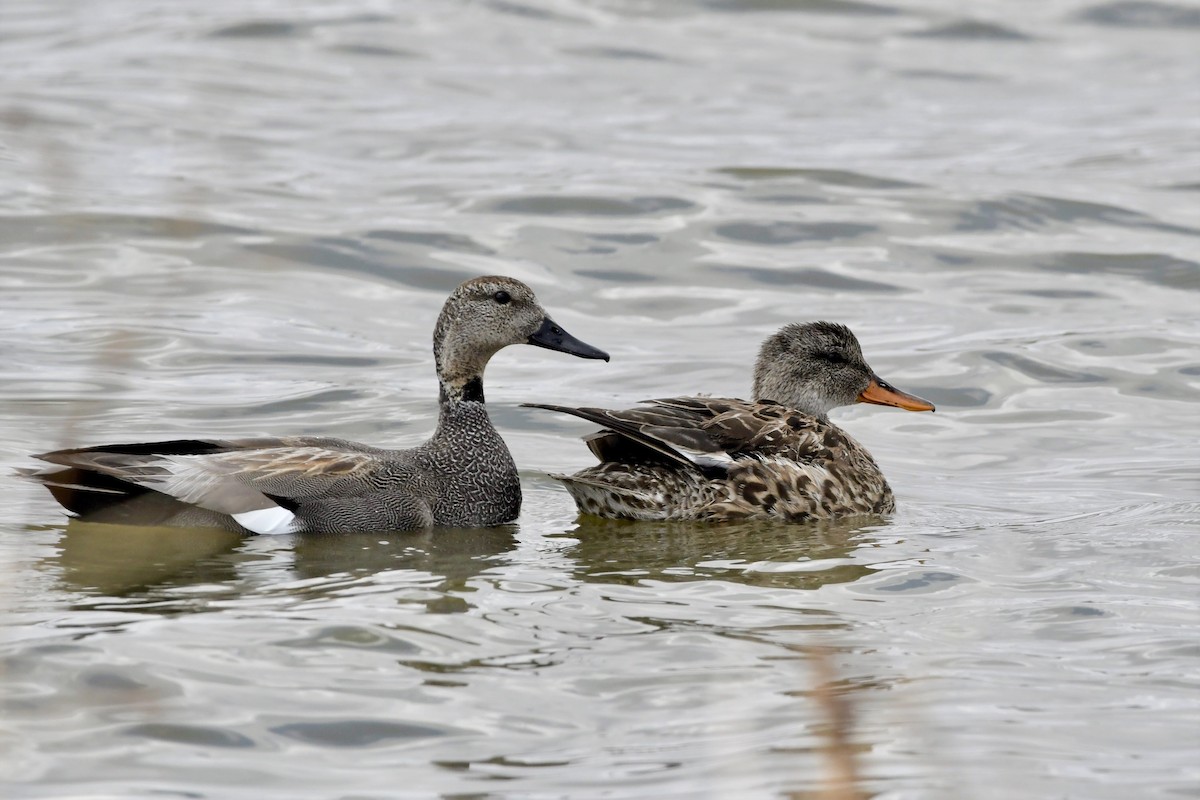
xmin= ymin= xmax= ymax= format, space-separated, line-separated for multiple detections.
xmin=25 ymin=277 xmax=608 ymax=535
xmin=564 ymin=515 xmax=881 ymax=591
xmin=50 ymin=520 xmax=516 ymax=600
xmin=290 ymin=525 xmax=517 ymax=590
xmin=528 ymin=322 xmax=934 ymax=522
xmin=51 ymin=521 xmax=242 ymax=596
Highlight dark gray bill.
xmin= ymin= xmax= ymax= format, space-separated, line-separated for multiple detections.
xmin=527 ymin=317 xmax=610 ymax=361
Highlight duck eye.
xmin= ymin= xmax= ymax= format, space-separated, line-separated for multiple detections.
xmin=493 ymin=290 xmax=511 ymax=305
xmin=823 ymin=351 xmax=848 ymax=365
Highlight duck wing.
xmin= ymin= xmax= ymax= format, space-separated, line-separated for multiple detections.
xmin=32 ymin=438 xmax=386 ymax=534
xmin=528 ymin=397 xmax=835 ymax=470
xmin=528 ymin=397 xmax=789 ymax=474
xmin=683 ymin=400 xmax=835 ymax=460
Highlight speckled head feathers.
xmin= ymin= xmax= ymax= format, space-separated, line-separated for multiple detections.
xmin=752 ymin=322 xmax=876 ymax=419
xmin=433 ymin=276 xmax=608 ymax=396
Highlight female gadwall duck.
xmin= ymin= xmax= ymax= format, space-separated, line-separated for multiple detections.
xmin=526 ymin=321 xmax=933 ymax=522
xmin=28 ymin=276 xmax=608 ymax=534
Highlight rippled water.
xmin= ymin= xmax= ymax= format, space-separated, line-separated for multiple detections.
xmin=2 ymin=1 xmax=1198 ymax=798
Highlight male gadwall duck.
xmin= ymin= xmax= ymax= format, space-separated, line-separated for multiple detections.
xmin=28 ymin=276 xmax=609 ymax=534
xmin=526 ymin=321 xmax=933 ymax=522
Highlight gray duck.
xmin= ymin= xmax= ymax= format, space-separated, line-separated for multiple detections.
xmin=27 ymin=276 xmax=609 ymax=534
xmin=526 ymin=321 xmax=933 ymax=522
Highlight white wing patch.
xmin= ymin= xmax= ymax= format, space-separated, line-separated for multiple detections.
xmin=232 ymin=506 xmax=299 ymax=535
xmin=688 ymin=450 xmax=735 ymax=469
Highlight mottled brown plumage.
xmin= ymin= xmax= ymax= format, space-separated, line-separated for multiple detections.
xmin=25 ymin=276 xmax=609 ymax=534
xmin=526 ymin=322 xmax=934 ymax=522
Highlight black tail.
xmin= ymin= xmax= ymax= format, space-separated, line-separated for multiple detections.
xmin=22 ymin=466 xmax=150 ymax=517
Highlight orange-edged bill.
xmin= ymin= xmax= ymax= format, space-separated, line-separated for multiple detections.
xmin=857 ymin=375 xmax=935 ymax=412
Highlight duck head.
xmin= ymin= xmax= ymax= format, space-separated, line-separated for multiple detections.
xmin=752 ymin=321 xmax=934 ymax=420
xmin=433 ymin=276 xmax=609 ymax=401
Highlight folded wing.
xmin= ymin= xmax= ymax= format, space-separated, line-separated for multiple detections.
xmin=32 ymin=438 xmax=381 ymax=534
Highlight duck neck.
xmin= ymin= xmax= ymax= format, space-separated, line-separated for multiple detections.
xmin=433 ymin=315 xmax=493 ymax=422
xmin=440 ymin=375 xmax=485 ymax=406
xmin=432 ymin=308 xmax=499 ymax=398
xmin=752 ymin=385 xmax=832 ymax=423
xmin=430 ymin=315 xmax=506 ymax=447
xmin=434 ymin=374 xmax=504 ymax=444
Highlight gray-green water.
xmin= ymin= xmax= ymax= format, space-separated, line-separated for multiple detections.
xmin=2 ymin=1 xmax=1198 ymax=798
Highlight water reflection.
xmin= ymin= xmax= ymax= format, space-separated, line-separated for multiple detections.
xmin=47 ymin=512 xmax=880 ymax=599
xmin=562 ymin=515 xmax=885 ymax=590
xmin=47 ymin=521 xmax=517 ymax=602
xmin=51 ymin=521 xmax=243 ymax=596
xmin=290 ymin=526 xmax=517 ymax=589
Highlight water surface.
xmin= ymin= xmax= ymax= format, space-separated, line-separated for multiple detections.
xmin=2 ymin=1 xmax=1198 ymax=798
